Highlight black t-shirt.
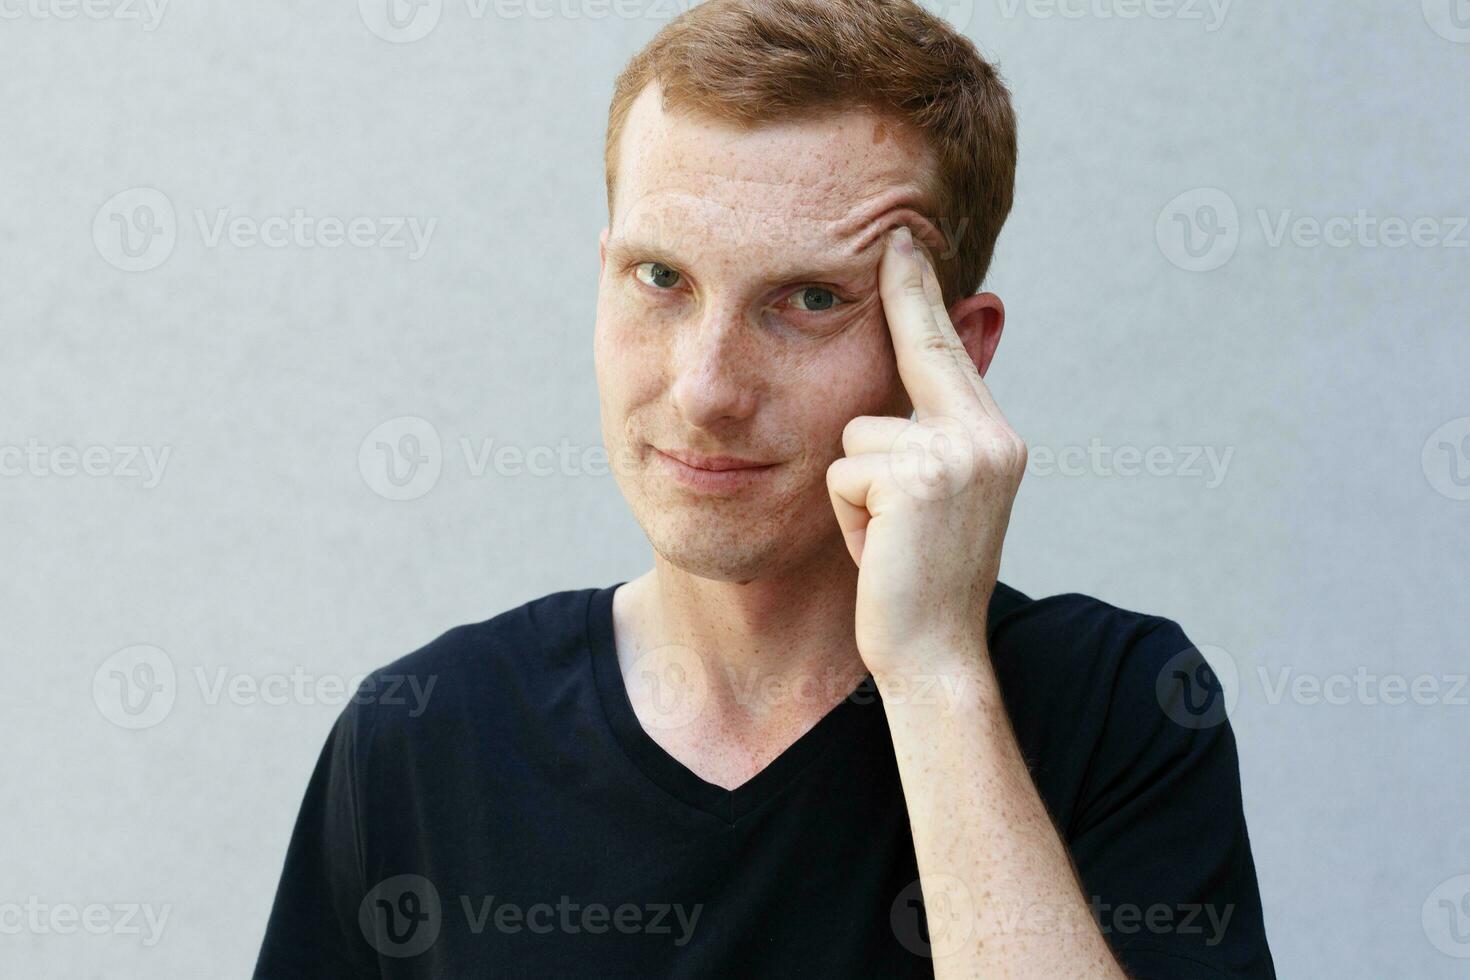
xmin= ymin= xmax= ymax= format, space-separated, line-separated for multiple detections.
xmin=253 ymin=582 xmax=1275 ymax=979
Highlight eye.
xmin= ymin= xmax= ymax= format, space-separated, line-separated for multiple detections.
xmin=785 ymin=286 xmax=841 ymax=312
xmin=634 ymin=262 xmax=682 ymax=289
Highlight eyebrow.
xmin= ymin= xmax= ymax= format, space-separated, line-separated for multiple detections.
xmin=604 ymin=234 xmax=880 ymax=291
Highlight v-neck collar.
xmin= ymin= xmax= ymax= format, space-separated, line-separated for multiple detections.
xmin=585 ymin=582 xmax=879 ymax=826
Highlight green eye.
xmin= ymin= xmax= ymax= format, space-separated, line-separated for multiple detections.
xmin=789 ymin=287 xmax=839 ymax=311
xmin=634 ymin=262 xmax=682 ymax=289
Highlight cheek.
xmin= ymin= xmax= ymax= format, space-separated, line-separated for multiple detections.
xmin=787 ymin=307 xmax=905 ymax=434
xmin=594 ymin=284 xmax=675 ymax=425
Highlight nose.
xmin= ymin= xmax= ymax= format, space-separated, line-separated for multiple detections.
xmin=669 ymin=304 xmax=761 ymax=429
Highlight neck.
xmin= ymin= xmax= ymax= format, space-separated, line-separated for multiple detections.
xmin=616 ymin=539 xmax=870 ymax=723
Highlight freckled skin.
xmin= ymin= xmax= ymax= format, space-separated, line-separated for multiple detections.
xmin=594 ymin=84 xmax=944 ymax=586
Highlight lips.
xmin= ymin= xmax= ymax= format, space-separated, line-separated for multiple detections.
xmin=654 ymin=448 xmax=777 ymax=471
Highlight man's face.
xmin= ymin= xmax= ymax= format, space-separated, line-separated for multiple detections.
xmin=595 ymin=85 xmax=945 ymax=583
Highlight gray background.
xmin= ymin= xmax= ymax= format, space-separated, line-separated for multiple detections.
xmin=3 ymin=0 xmax=1468 ymax=976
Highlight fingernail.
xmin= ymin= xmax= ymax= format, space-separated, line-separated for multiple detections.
xmin=890 ymin=226 xmax=914 ymax=255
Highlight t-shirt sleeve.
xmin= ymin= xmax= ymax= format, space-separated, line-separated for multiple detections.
xmin=1065 ymin=619 xmax=1276 ymax=979
xmin=252 ymin=696 xmax=380 ymax=979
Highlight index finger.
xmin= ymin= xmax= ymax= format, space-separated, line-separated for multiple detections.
xmin=879 ymin=226 xmax=990 ymax=422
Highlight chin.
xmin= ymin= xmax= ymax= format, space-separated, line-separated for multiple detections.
xmin=641 ymin=509 xmax=814 ymax=584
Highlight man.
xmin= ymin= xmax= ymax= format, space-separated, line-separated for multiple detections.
xmin=255 ymin=1 xmax=1275 ymax=976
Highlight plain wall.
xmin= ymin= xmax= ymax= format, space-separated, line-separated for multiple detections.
xmin=3 ymin=1 xmax=1468 ymax=975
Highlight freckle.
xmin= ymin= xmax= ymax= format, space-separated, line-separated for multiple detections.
xmin=872 ymin=122 xmax=888 ymax=145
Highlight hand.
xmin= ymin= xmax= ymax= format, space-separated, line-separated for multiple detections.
xmin=826 ymin=227 xmax=1027 ymax=680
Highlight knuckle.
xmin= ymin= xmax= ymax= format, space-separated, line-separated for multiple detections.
xmin=915 ymin=332 xmax=953 ymax=357
xmin=900 ymin=275 xmax=930 ymax=300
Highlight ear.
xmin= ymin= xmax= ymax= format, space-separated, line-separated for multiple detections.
xmin=599 ymin=227 xmax=609 ymax=277
xmin=947 ymin=292 xmax=1005 ymax=377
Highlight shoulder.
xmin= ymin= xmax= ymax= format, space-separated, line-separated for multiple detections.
xmin=376 ymin=585 xmax=597 ymax=680
xmin=987 ymin=581 xmax=1204 ymax=706
xmin=338 ymin=585 xmax=605 ymax=749
xmin=986 ymin=583 xmax=1229 ymax=817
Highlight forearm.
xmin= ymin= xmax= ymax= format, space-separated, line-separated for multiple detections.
xmin=876 ymin=642 xmax=1125 ymax=979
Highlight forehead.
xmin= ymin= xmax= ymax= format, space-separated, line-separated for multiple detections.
xmin=610 ymin=84 xmax=940 ymax=263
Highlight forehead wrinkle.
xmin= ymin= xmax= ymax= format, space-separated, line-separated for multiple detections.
xmin=617 ymin=188 xmax=852 ymax=268
xmin=629 ymin=168 xmax=871 ymax=233
xmin=834 ymin=188 xmax=947 ymax=257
